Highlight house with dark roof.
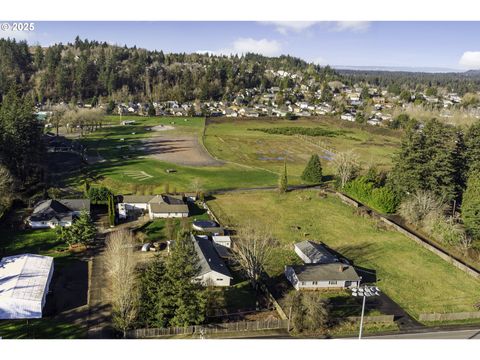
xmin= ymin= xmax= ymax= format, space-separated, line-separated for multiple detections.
xmin=192 ymin=235 xmax=232 ymax=287
xmin=285 ymin=263 xmax=360 ymax=290
xmin=118 ymin=194 xmax=189 ymax=220
xmin=294 ymin=241 xmax=338 ymax=264
xmin=27 ymin=199 xmax=90 ymax=229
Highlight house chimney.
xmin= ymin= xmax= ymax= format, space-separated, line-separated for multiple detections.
xmin=338 ymin=264 xmax=345 ymax=272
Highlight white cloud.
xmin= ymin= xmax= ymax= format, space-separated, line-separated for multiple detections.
xmin=459 ymin=51 xmax=480 ymax=69
xmin=330 ymin=21 xmax=371 ymax=32
xmin=198 ymin=38 xmax=282 ymax=57
xmin=261 ymin=21 xmax=317 ymax=34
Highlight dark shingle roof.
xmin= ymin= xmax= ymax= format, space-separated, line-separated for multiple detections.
xmin=290 ymin=264 xmax=360 ymax=282
xmin=295 ymin=241 xmax=338 ymax=264
xmin=29 ymin=199 xmax=89 ymax=222
xmin=192 ymin=235 xmax=232 ymax=278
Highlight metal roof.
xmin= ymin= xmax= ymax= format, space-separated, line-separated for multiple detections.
xmin=294 ymin=240 xmax=338 ymax=264
xmin=0 ymin=254 xmax=54 ymax=301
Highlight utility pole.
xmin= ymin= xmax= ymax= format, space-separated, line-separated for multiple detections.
xmin=351 ymin=285 xmax=380 ymax=340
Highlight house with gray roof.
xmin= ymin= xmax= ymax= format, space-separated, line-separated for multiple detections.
xmin=294 ymin=241 xmax=338 ymax=264
xmin=118 ymin=194 xmax=189 ymax=220
xmin=192 ymin=235 xmax=232 ymax=287
xmin=285 ymin=263 xmax=360 ymax=290
xmin=27 ymin=199 xmax=90 ymax=229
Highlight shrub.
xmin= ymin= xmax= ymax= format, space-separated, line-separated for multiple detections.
xmin=398 ymin=190 xmax=447 ymax=226
xmin=249 ymin=127 xmax=343 ymax=137
xmin=343 ymin=177 xmax=399 ymax=213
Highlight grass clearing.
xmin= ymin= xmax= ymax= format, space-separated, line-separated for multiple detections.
xmin=204 ymin=116 xmax=402 ymax=180
xmin=207 ymin=190 xmax=480 ymax=319
xmin=70 ymin=116 xmax=277 ymax=193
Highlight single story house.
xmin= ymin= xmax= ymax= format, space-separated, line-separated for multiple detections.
xmin=27 ymin=199 xmax=90 ymax=229
xmin=0 ymin=254 xmax=54 ymax=319
xmin=294 ymin=241 xmax=338 ymax=264
xmin=285 ymin=263 xmax=361 ymax=290
xmin=118 ymin=194 xmax=189 ymax=220
xmin=192 ymin=235 xmax=232 ymax=286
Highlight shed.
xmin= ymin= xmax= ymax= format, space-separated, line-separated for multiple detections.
xmin=294 ymin=241 xmax=338 ymax=264
xmin=0 ymin=254 xmax=54 ymax=319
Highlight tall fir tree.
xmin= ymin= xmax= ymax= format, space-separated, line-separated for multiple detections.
xmin=301 ymin=154 xmax=323 ymax=183
xmin=462 ymin=171 xmax=480 ymax=240
xmin=390 ymin=119 xmax=465 ymax=203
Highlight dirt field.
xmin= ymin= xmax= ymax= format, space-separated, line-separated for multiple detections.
xmin=141 ymin=132 xmax=223 ymax=167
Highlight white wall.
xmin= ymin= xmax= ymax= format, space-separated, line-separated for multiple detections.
xmin=197 ymin=271 xmax=231 ymax=287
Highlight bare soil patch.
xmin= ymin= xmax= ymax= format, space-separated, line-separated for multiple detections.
xmin=141 ymin=134 xmax=223 ymax=167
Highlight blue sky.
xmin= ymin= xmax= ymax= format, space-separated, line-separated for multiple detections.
xmin=3 ymin=21 xmax=480 ymax=70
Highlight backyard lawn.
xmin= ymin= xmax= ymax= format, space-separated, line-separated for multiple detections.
xmin=207 ymin=190 xmax=480 ymax=319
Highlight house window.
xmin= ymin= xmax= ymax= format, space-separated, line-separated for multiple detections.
xmin=216 ymin=279 xmax=223 ymax=281
xmin=312 ymin=281 xmax=318 ymax=285
xmin=328 ymin=281 xmax=337 ymax=285
xmin=301 ymin=281 xmax=306 ymax=286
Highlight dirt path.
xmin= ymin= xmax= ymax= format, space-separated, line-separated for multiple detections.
xmin=141 ymin=134 xmax=223 ymax=167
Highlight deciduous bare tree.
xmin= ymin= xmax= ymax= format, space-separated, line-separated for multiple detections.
xmin=48 ymin=104 xmax=67 ymax=136
xmin=332 ymin=150 xmax=360 ymax=188
xmin=232 ymin=222 xmax=275 ymax=290
xmin=104 ymin=230 xmax=139 ymax=338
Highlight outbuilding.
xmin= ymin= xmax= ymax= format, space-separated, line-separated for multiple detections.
xmin=0 ymin=254 xmax=54 ymax=319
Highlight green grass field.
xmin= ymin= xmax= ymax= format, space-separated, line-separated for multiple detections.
xmin=204 ymin=116 xmax=402 ymax=180
xmin=207 ymin=190 xmax=480 ymax=319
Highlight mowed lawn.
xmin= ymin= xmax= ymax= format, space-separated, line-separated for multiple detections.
xmin=207 ymin=190 xmax=480 ymax=318
xmin=204 ymin=116 xmax=402 ymax=180
xmin=73 ymin=116 xmax=277 ymax=193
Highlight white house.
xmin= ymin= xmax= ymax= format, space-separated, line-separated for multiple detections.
xmin=118 ymin=194 xmax=189 ymax=220
xmin=285 ymin=264 xmax=360 ymax=290
xmin=27 ymin=199 xmax=90 ymax=229
xmin=192 ymin=235 xmax=232 ymax=286
xmin=294 ymin=241 xmax=338 ymax=264
xmin=0 ymin=254 xmax=54 ymax=319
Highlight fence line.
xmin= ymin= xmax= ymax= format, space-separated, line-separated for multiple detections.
xmin=331 ymin=191 xmax=480 ymax=280
xmin=419 ymin=312 xmax=480 ymax=322
xmin=127 ymin=318 xmax=289 ymax=338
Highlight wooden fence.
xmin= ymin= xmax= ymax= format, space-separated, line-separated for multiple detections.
xmin=127 ymin=318 xmax=289 ymax=338
xmin=419 ymin=312 xmax=480 ymax=322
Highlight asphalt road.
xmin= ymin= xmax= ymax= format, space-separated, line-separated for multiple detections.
xmin=365 ymin=328 xmax=480 ymax=339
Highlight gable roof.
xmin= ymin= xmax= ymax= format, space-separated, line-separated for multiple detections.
xmin=29 ymin=199 xmax=89 ymax=222
xmin=192 ymin=235 xmax=232 ymax=278
xmin=295 ymin=241 xmax=338 ymax=264
xmin=290 ymin=263 xmax=360 ymax=282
